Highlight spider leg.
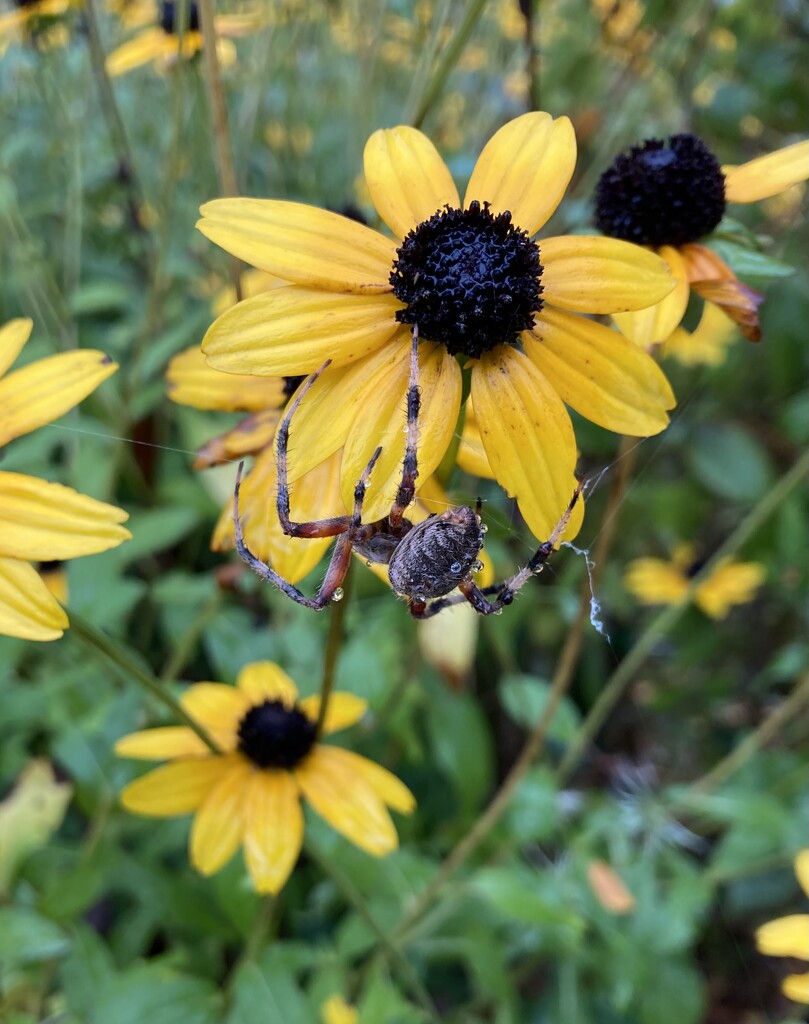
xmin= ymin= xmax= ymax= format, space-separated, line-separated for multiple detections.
xmin=388 ymin=325 xmax=420 ymax=529
xmin=233 ymin=461 xmax=351 ymax=610
xmin=275 ymin=359 xmax=351 ymax=538
xmin=351 ymin=445 xmax=383 ymax=530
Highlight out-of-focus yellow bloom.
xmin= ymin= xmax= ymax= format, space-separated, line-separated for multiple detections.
xmin=624 ymin=543 xmax=765 ymax=619
xmin=756 ymin=851 xmax=809 ymax=1004
xmin=321 ymin=995 xmax=358 ymax=1024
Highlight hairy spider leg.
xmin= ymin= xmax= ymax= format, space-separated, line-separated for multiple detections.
xmin=233 ymin=453 xmax=377 ymax=611
xmin=275 ymin=359 xmax=353 ymax=539
xmin=388 ymin=325 xmax=420 ymax=529
xmin=409 ymin=478 xmax=585 ymax=619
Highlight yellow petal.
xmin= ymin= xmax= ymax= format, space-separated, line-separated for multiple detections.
xmin=326 ymin=747 xmax=415 ymax=815
xmin=470 ymin=349 xmax=583 ymax=543
xmin=0 ymin=557 xmax=68 ymax=642
xmin=464 ymin=112 xmax=576 ymax=236
xmin=114 ymin=727 xmax=209 ymax=760
xmin=340 ymin=342 xmax=462 ymax=522
xmin=120 ymin=757 xmax=230 ymax=816
xmin=298 ymin=692 xmax=367 ymax=734
xmin=242 ymin=769 xmax=303 ymax=894
xmin=295 ymin=746 xmax=399 ymax=856
xmin=694 ymin=560 xmax=765 ymax=619
xmin=211 ymin=267 xmax=287 ymax=318
xmin=624 ymin=558 xmax=688 ymax=606
xmin=190 ymin=758 xmax=251 ymax=874
xmin=363 ymin=126 xmax=459 ymax=239
xmin=203 ymin=287 xmax=402 ymax=377
xmin=0 ymin=472 xmax=130 ymax=561
xmin=755 ymin=914 xmax=809 ymax=959
xmin=526 ymin=308 xmax=675 ymax=436
xmin=180 ymin=683 xmax=249 ymax=741
xmin=197 ymin=200 xmax=397 ymax=293
xmin=0 ymin=318 xmax=32 ymax=378
xmin=783 ymin=973 xmax=809 ymax=1004
xmin=236 ymin=661 xmax=298 ymax=705
xmin=612 ymin=246 xmax=690 ymax=348
xmin=723 ymin=141 xmax=809 ymax=204
xmin=0 ymin=350 xmax=117 ymax=447
xmin=541 ymin=236 xmax=675 ymax=314
xmin=456 ymin=398 xmax=495 ymax=479
xmin=661 ymin=302 xmax=737 ymax=367
xmin=213 ymin=448 xmax=341 ymax=585
xmin=796 ymin=850 xmax=809 ymax=898
xmin=321 ymin=995 xmax=358 ymax=1024
xmin=194 ymin=409 xmax=281 ymax=469
xmin=284 ymin=334 xmax=413 ymax=485
xmin=105 ymin=27 xmax=174 ymax=76
xmin=167 ymin=345 xmax=284 ymax=411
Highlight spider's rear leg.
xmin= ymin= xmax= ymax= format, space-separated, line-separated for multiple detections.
xmin=275 ymin=359 xmax=351 ymax=539
xmin=388 ymin=325 xmax=420 ymax=529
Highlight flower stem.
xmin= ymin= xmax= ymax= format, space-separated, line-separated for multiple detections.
xmin=316 ymin=561 xmax=352 ymax=737
xmin=408 ymin=0 xmax=488 ymax=129
xmin=557 ymin=447 xmax=809 ymax=784
xmin=69 ymin=612 xmax=222 ymax=754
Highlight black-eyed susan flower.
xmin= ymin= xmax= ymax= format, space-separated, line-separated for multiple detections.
xmin=105 ymin=0 xmax=256 ymax=76
xmin=116 ymin=661 xmax=415 ymax=894
xmin=756 ymin=850 xmax=809 ymax=1004
xmin=198 ymin=112 xmax=677 ymax=544
xmin=595 ymin=132 xmax=809 ymax=355
xmin=0 ymin=0 xmax=72 ymax=52
xmin=320 ymin=995 xmax=358 ymax=1024
xmin=624 ymin=542 xmax=765 ymax=620
xmin=0 ymin=319 xmax=130 ymax=641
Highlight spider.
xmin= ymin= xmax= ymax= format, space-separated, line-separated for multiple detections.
xmin=233 ymin=327 xmax=583 ymax=619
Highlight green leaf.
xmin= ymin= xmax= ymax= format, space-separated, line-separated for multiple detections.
xmin=0 ymin=907 xmax=70 ymax=965
xmin=687 ymin=423 xmax=774 ymax=501
xmin=91 ymin=962 xmax=221 ymax=1024
xmin=499 ymin=674 xmax=581 ymax=741
xmin=636 ymin=959 xmax=705 ymax=1024
xmin=473 ymin=865 xmax=585 ymax=937
xmin=504 ymin=767 xmax=561 ymax=843
xmin=227 ymin=955 xmax=313 ymax=1024
xmin=424 ymin=677 xmax=493 ymax=813
xmin=711 ymin=238 xmax=795 ymax=280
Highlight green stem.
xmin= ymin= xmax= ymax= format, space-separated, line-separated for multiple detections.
xmin=557 ymin=448 xmax=809 ymax=783
xmin=69 ymin=612 xmax=222 ymax=754
xmin=408 ymin=0 xmax=488 ymax=129
xmin=159 ymin=590 xmax=223 ymax=682
xmin=316 ymin=562 xmax=352 ymax=736
xmin=305 ymin=840 xmax=441 ymax=1023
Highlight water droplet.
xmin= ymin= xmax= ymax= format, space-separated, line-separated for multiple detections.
xmin=450 ymin=561 xmax=462 ymax=574
xmin=365 ymin=560 xmax=372 ymax=568
xmin=494 ymin=608 xmax=503 ymax=616
xmin=331 ymin=587 xmax=344 ymax=602
xmin=472 ymin=560 xmax=484 ymax=572
xmin=480 ymin=524 xmax=489 ymax=534
xmin=532 ymin=565 xmax=545 ymax=576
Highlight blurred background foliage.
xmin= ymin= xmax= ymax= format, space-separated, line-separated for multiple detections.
xmin=0 ymin=0 xmax=807 ymax=1021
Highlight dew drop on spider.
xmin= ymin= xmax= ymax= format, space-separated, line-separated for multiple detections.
xmin=472 ymin=560 xmax=484 ymax=572
xmin=480 ymin=524 xmax=489 ymax=534
xmin=331 ymin=587 xmax=344 ymax=602
xmin=450 ymin=561 xmax=462 ymax=573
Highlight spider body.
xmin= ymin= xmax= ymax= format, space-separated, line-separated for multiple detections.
xmin=233 ymin=326 xmax=583 ymax=618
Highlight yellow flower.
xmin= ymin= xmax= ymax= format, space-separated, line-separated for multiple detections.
xmin=198 ymin=111 xmax=676 ymax=543
xmin=321 ymin=995 xmax=358 ymax=1024
xmin=0 ymin=319 xmax=130 ymax=641
xmin=105 ymin=0 xmax=257 ymax=76
xmin=116 ymin=661 xmax=415 ymax=894
xmin=624 ymin=543 xmax=765 ymax=619
xmin=0 ymin=0 xmax=72 ymax=51
xmin=756 ymin=850 xmax=809 ymax=1004
xmin=596 ymin=133 xmax=809 ymax=358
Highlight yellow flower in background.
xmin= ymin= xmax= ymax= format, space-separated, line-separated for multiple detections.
xmin=0 ymin=319 xmax=130 ymax=641
xmin=595 ymin=133 xmax=809 ymax=357
xmin=0 ymin=0 xmax=72 ymax=51
xmin=624 ymin=543 xmax=765 ymax=619
xmin=116 ymin=661 xmax=415 ymax=894
xmin=321 ymin=995 xmax=358 ymax=1024
xmin=756 ymin=850 xmax=809 ymax=1004
xmin=199 ymin=111 xmax=676 ymax=544
xmin=105 ymin=0 xmax=257 ymax=76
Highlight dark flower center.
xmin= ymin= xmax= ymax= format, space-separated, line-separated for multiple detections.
xmin=594 ymin=133 xmax=726 ymax=248
xmin=390 ymin=200 xmax=543 ymax=358
xmin=237 ymin=699 xmax=316 ymax=769
xmin=160 ymin=0 xmax=200 ymax=34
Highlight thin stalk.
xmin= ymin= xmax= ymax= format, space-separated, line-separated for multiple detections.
xmin=69 ymin=612 xmax=222 ymax=754
xmin=523 ymin=0 xmax=541 ymax=110
xmin=316 ymin=562 xmax=352 ymax=736
xmin=198 ymin=0 xmax=242 ymax=302
xmin=306 ymin=840 xmax=441 ymax=1024
xmin=557 ymin=448 xmax=809 ymax=783
xmin=159 ymin=590 xmax=223 ymax=682
xmin=408 ymin=0 xmax=488 ymax=129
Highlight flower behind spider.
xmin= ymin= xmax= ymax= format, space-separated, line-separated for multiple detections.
xmin=198 ymin=111 xmax=676 ymax=544
xmin=755 ymin=850 xmax=809 ymax=1004
xmin=0 ymin=319 xmax=130 ymax=641
xmin=624 ymin=542 xmax=765 ymax=619
xmin=116 ymin=661 xmax=415 ymax=894
xmin=595 ymin=132 xmax=809 ymax=360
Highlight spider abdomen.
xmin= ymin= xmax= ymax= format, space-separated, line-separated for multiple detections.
xmin=388 ymin=506 xmax=484 ymax=600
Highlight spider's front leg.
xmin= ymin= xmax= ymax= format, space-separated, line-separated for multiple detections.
xmin=388 ymin=325 xmax=420 ymax=529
